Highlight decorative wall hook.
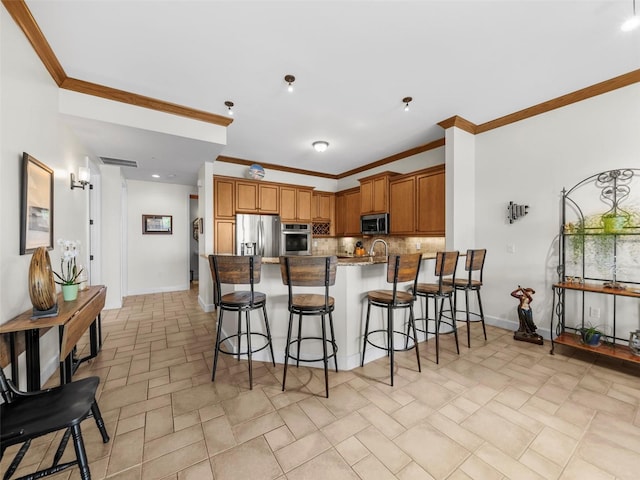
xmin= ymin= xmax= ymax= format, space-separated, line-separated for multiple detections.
xmin=507 ymin=201 xmax=529 ymax=224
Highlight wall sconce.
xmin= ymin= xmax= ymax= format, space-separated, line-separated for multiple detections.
xmin=507 ymin=201 xmax=529 ymax=224
xmin=70 ymin=166 xmax=91 ymax=190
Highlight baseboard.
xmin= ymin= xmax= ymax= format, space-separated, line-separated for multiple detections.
xmin=127 ymin=284 xmax=190 ymax=296
xmin=485 ymin=315 xmax=551 ymax=340
xmin=198 ymin=296 xmax=215 ymax=313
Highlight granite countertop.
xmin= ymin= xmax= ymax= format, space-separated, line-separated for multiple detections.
xmin=261 ymin=253 xmax=438 ymax=266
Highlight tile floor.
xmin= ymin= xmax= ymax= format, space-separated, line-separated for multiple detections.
xmin=2 ymin=286 xmax=640 ymax=480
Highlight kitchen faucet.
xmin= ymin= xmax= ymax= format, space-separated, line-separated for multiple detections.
xmin=369 ymin=238 xmax=388 ymax=257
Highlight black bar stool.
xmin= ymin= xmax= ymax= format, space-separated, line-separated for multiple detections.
xmin=413 ymin=251 xmax=460 ymax=364
xmin=280 ymin=255 xmax=338 ymax=398
xmin=209 ymin=255 xmax=275 ymax=390
xmin=444 ymin=249 xmax=487 ymax=348
xmin=361 ymin=253 xmax=422 ymax=386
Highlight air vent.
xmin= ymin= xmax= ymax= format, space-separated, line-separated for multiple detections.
xmin=99 ymin=157 xmax=138 ymax=168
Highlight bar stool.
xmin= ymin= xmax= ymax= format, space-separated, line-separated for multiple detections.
xmin=361 ymin=253 xmax=422 ymax=386
xmin=280 ymin=255 xmax=338 ymax=398
xmin=209 ymin=255 xmax=275 ymax=390
xmin=444 ymin=249 xmax=487 ymax=348
xmin=413 ymin=251 xmax=460 ymax=364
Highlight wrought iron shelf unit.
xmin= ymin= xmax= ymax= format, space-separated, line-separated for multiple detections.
xmin=550 ymin=168 xmax=640 ymax=363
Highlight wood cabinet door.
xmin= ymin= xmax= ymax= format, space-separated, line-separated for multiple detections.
xmin=335 ymin=193 xmax=346 ymax=235
xmin=360 ymin=180 xmax=373 ymax=214
xmin=259 ymin=184 xmax=279 ymax=213
xmin=417 ymin=170 xmax=445 ymax=235
xmin=235 ymin=181 xmax=258 ymax=212
xmin=389 ymin=176 xmax=416 ymax=234
xmin=214 ymin=177 xmax=235 ymax=218
xmin=345 ymin=190 xmax=361 ymax=235
xmin=296 ymin=189 xmax=312 ymax=222
xmin=372 ymin=176 xmax=388 ymax=213
xmin=317 ymin=193 xmax=333 ymax=221
xmin=280 ymin=186 xmax=297 ymax=221
xmin=214 ymin=219 xmax=235 ymax=254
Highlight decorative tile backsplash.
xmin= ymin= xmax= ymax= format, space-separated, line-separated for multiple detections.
xmin=312 ymin=236 xmax=445 ymax=256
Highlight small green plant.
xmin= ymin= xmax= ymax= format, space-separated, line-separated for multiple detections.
xmin=577 ymin=323 xmax=603 ymax=346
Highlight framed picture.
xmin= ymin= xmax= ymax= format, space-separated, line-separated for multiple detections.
xmin=142 ymin=214 xmax=173 ymax=234
xmin=192 ymin=217 xmax=200 ymax=241
xmin=20 ymin=153 xmax=54 ymax=255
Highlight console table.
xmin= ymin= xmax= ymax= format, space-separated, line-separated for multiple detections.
xmin=0 ymin=285 xmax=107 ymax=390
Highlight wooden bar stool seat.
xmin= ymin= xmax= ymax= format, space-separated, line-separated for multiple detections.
xmin=280 ymin=255 xmax=338 ymax=398
xmin=361 ymin=253 xmax=422 ymax=386
xmin=209 ymin=255 xmax=275 ymax=390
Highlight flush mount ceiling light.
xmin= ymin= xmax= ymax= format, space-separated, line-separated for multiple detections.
xmin=224 ymin=100 xmax=234 ymax=116
xmin=312 ymin=141 xmax=329 ymax=152
xmin=403 ymin=96 xmax=413 ymax=112
xmin=284 ymin=74 xmax=296 ymax=92
xmin=621 ymin=0 xmax=639 ymax=31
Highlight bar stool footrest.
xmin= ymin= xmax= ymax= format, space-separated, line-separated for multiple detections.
xmin=364 ymin=329 xmax=419 ymax=352
xmin=217 ymin=332 xmax=272 ymax=356
xmin=414 ymin=318 xmax=458 ymax=336
xmin=285 ymin=337 xmax=338 ymax=363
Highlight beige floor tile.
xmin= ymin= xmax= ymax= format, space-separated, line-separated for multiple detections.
xmin=141 ymin=440 xmax=208 ymax=480
xmin=474 ymin=444 xmax=544 ymax=480
xmin=558 ymin=457 xmax=616 ymax=480
xmin=145 ymin=405 xmax=174 ymax=442
xmin=232 ymin=411 xmax=284 ymax=443
xmin=494 ymin=385 xmax=532 ymax=409
xmin=120 ymin=394 xmax=172 ymax=420
xmin=278 ymin=403 xmax=318 ymax=439
xmin=176 ymin=459 xmax=214 ymax=480
xmin=356 ymin=425 xmax=412 ymax=473
xmin=107 ymin=428 xmax=145 ymax=477
xmin=395 ymin=423 xmax=470 ymax=480
xmin=519 ymin=449 xmax=563 ymax=480
xmin=426 ymin=412 xmax=484 ymax=452
xmin=529 ymin=426 xmax=577 ymax=467
xmin=319 ymin=383 xmax=370 ymax=418
xmin=358 ymin=403 xmax=406 ymax=439
xmin=202 ymin=416 xmax=236 ymax=456
xmin=569 ymin=387 xmax=637 ymax=421
xmin=321 ymin=411 xmax=371 ymax=445
xmin=392 ymin=400 xmax=435 ymax=428
xmin=335 ymin=436 xmax=370 ymax=466
xmin=265 ymin=425 xmax=296 ymax=451
xmin=117 ymin=412 xmax=146 ymax=436
xmin=396 ymin=461 xmax=437 ymax=480
xmin=298 ymin=396 xmax=338 ymax=428
xmin=285 ymin=449 xmax=359 ymax=480
xmin=461 ymin=408 xmax=535 ymax=458
xmin=211 ymin=437 xmax=283 ymax=480
xmin=578 ymin=432 xmax=640 ymax=480
xmin=274 ymin=430 xmax=332 ymax=472
xmin=143 ymin=424 xmax=203 ymax=462
xmin=221 ymin=388 xmax=275 ymax=425
xmin=173 ymin=411 xmax=201 ymax=431
xmin=352 ymin=455 xmax=396 ymax=480
xmin=458 ymin=455 xmax=503 ymax=480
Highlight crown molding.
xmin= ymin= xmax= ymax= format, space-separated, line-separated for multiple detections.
xmin=3 ymin=0 xmax=232 ymax=127
xmin=60 ymin=78 xmax=233 ymax=126
xmin=476 ymin=68 xmax=640 ymax=133
xmin=2 ymin=0 xmax=66 ymax=85
xmin=437 ymin=116 xmax=477 ymax=134
xmin=216 ymin=156 xmax=339 ymax=179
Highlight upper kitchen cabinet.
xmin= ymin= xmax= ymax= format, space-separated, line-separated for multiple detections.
xmin=389 ymin=164 xmax=445 ymax=236
xmin=214 ymin=177 xmax=235 ymax=218
xmin=335 ymin=187 xmax=361 ymax=236
xmin=416 ymin=165 xmax=445 ymax=235
xmin=359 ymin=171 xmax=397 ymax=214
xmin=280 ymin=186 xmax=313 ymax=223
xmin=312 ymin=191 xmax=333 ymax=222
xmin=235 ymin=181 xmax=279 ymax=214
xmin=389 ymin=175 xmax=416 ymax=234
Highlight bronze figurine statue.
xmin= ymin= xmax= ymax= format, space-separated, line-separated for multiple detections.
xmin=511 ymin=286 xmax=543 ymax=345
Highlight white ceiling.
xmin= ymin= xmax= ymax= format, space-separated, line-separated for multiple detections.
xmin=24 ymin=0 xmax=640 ymax=185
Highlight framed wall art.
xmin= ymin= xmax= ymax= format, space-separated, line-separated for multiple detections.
xmin=20 ymin=152 xmax=54 ymax=255
xmin=142 ymin=214 xmax=173 ymax=234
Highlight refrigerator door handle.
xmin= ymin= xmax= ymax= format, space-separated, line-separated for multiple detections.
xmin=258 ymin=220 xmax=263 ymax=256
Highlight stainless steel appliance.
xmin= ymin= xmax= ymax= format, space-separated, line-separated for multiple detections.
xmin=235 ymin=214 xmax=281 ymax=257
xmin=280 ymin=223 xmax=312 ymax=255
xmin=361 ymin=213 xmax=389 ymax=235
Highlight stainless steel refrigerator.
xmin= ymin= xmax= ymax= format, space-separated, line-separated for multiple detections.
xmin=235 ymin=214 xmax=281 ymax=256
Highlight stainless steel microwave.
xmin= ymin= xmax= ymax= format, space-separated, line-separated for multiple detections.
xmin=361 ymin=213 xmax=388 ymax=235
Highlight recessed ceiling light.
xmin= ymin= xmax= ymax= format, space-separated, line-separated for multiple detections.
xmin=284 ymin=74 xmax=296 ymax=93
xmin=225 ymin=100 xmax=234 ymax=116
xmin=167 ymin=174 xmax=176 ymax=178
xmin=403 ymin=96 xmax=413 ymax=112
xmin=152 ymin=174 xmax=160 ymax=178
xmin=312 ymin=141 xmax=329 ymax=152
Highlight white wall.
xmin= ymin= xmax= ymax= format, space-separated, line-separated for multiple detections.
xmin=126 ymin=180 xmax=195 ymax=295
xmin=1 ymin=8 xmax=92 ymax=383
xmin=475 ymin=83 xmax=640 ymax=336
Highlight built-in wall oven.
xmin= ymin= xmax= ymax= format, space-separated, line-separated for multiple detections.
xmin=280 ymin=223 xmax=312 ymax=255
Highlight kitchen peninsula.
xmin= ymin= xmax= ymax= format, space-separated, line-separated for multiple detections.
xmin=212 ymin=254 xmax=440 ymax=371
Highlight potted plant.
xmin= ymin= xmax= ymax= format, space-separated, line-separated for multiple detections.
xmin=577 ymin=323 xmax=603 ymax=347
xmin=53 ymin=239 xmax=84 ymax=301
